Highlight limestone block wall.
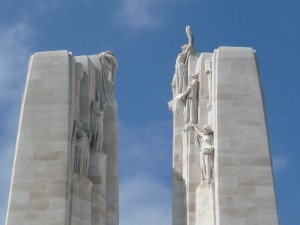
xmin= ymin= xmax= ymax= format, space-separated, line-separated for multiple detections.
xmin=6 ymin=51 xmax=74 ymax=225
xmin=71 ymin=179 xmax=93 ymax=225
xmin=169 ymin=99 xmax=186 ymax=225
xmin=214 ymin=47 xmax=279 ymax=225
xmin=169 ymin=43 xmax=279 ymax=225
xmin=6 ymin=50 xmax=119 ymax=225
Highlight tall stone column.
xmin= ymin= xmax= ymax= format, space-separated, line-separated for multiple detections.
xmin=214 ymin=47 xmax=279 ymax=225
xmin=168 ymin=98 xmax=186 ymax=225
xmin=169 ymin=27 xmax=279 ymax=225
xmin=5 ymin=50 xmax=119 ymax=225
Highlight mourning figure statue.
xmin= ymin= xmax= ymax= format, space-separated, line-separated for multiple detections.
xmin=73 ymin=121 xmax=92 ymax=181
xmin=91 ymin=99 xmax=104 ymax=153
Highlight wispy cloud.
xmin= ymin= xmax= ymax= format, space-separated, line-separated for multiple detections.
xmin=119 ymin=120 xmax=172 ymax=225
xmin=0 ymin=144 xmax=15 ymax=225
xmin=0 ymin=22 xmax=34 ymax=225
xmin=0 ymin=22 xmax=33 ymax=104
xmin=119 ymin=120 xmax=172 ymax=178
xmin=30 ymin=0 xmax=71 ymax=12
xmin=114 ymin=0 xmax=166 ymax=29
xmin=120 ymin=175 xmax=171 ymax=225
xmin=272 ymin=155 xmax=289 ymax=173
xmin=113 ymin=0 xmax=194 ymax=29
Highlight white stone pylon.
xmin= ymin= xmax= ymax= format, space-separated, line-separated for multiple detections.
xmin=5 ymin=50 xmax=119 ymax=225
xmin=169 ymin=27 xmax=279 ymax=225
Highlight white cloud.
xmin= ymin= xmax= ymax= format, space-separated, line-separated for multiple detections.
xmin=119 ymin=120 xmax=172 ymax=225
xmin=0 ymin=144 xmax=15 ymax=225
xmin=32 ymin=0 xmax=71 ymax=11
xmin=0 ymin=22 xmax=33 ymax=225
xmin=120 ymin=174 xmax=171 ymax=225
xmin=119 ymin=120 xmax=172 ymax=176
xmin=113 ymin=0 xmax=194 ymax=29
xmin=114 ymin=0 xmax=165 ymax=29
xmin=0 ymin=22 xmax=33 ymax=104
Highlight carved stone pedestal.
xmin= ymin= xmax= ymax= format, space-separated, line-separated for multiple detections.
xmin=71 ymin=177 xmax=93 ymax=225
xmin=196 ymin=182 xmax=215 ymax=225
xmin=89 ymin=152 xmax=107 ymax=225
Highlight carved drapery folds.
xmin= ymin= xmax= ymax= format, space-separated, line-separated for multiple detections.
xmin=90 ymin=99 xmax=104 ymax=153
xmin=67 ymin=51 xmax=119 ymax=225
xmin=172 ymin=26 xmax=194 ymax=98
xmin=71 ymin=50 xmax=118 ymax=181
xmin=98 ymin=51 xmax=118 ymax=105
xmin=205 ymin=58 xmax=212 ymax=111
xmin=75 ymin=64 xmax=84 ymax=117
xmin=72 ymin=120 xmax=91 ymax=181
xmin=170 ymin=27 xmax=215 ymax=186
xmin=179 ymin=78 xmax=198 ymax=125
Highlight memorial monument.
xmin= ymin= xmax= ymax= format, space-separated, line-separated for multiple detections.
xmin=5 ymin=27 xmax=280 ymax=225
xmin=5 ymin=51 xmax=119 ymax=225
xmin=169 ymin=26 xmax=280 ymax=225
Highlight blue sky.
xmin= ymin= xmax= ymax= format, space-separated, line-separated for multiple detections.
xmin=0 ymin=0 xmax=299 ymax=224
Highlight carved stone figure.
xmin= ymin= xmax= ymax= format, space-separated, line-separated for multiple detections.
xmin=205 ymin=58 xmax=212 ymax=111
xmin=194 ymin=125 xmax=214 ymax=184
xmin=178 ymin=78 xmax=198 ymax=125
xmin=71 ymin=120 xmax=81 ymax=162
xmin=172 ymin=25 xmax=194 ymax=98
xmin=75 ymin=65 xmax=83 ymax=117
xmin=91 ymin=99 xmax=104 ymax=153
xmin=73 ymin=124 xmax=92 ymax=181
xmin=98 ymin=51 xmax=118 ymax=101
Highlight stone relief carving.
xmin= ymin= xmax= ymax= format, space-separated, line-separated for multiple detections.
xmin=90 ymin=98 xmax=104 ymax=153
xmin=178 ymin=78 xmax=198 ymax=125
xmin=193 ymin=124 xmax=214 ymax=184
xmin=98 ymin=51 xmax=118 ymax=102
xmin=172 ymin=25 xmax=194 ymax=98
xmin=75 ymin=64 xmax=84 ymax=116
xmin=205 ymin=59 xmax=212 ymax=111
xmin=72 ymin=120 xmax=92 ymax=181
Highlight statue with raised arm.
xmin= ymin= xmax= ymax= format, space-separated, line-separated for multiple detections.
xmin=172 ymin=25 xmax=194 ymax=98
xmin=178 ymin=77 xmax=198 ymax=125
xmin=90 ymin=98 xmax=104 ymax=153
xmin=74 ymin=127 xmax=92 ymax=181
xmin=193 ymin=125 xmax=214 ymax=184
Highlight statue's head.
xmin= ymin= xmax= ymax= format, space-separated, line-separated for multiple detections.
xmin=74 ymin=120 xmax=82 ymax=129
xmin=181 ymin=44 xmax=189 ymax=52
xmin=77 ymin=129 xmax=86 ymax=138
xmin=106 ymin=51 xmax=114 ymax=56
xmin=203 ymin=125 xmax=212 ymax=134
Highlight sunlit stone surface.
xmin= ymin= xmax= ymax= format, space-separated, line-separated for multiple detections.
xmin=5 ymin=50 xmax=119 ymax=225
xmin=169 ymin=27 xmax=279 ymax=225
